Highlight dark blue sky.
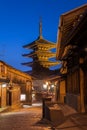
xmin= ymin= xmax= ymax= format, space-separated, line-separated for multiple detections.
xmin=0 ymin=0 xmax=87 ymax=71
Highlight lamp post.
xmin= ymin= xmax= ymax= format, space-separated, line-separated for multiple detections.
xmin=46 ymin=82 xmax=49 ymax=96
xmin=43 ymin=81 xmax=50 ymax=97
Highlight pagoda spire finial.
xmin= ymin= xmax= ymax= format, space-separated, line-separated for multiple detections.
xmin=39 ymin=17 xmax=43 ymax=39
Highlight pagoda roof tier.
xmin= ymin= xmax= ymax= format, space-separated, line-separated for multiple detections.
xmin=22 ymin=60 xmax=60 ymax=68
xmin=25 ymin=68 xmax=61 ymax=80
xmin=39 ymin=61 xmax=59 ymax=68
xmin=22 ymin=51 xmax=56 ymax=58
xmin=23 ymin=37 xmax=56 ymax=50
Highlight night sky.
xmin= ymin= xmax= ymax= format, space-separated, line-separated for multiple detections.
xmin=0 ymin=0 xmax=87 ymax=71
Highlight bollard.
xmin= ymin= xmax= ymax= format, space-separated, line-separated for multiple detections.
xmin=42 ymin=97 xmax=51 ymax=118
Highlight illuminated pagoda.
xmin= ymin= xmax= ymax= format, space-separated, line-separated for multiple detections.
xmin=22 ymin=20 xmax=60 ymax=79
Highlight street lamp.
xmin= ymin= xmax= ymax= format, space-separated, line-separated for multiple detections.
xmin=46 ymin=81 xmax=51 ymax=97
xmin=43 ymin=81 xmax=50 ymax=96
xmin=43 ymin=84 xmax=47 ymax=89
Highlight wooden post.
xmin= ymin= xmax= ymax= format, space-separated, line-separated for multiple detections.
xmin=79 ymin=65 xmax=85 ymax=112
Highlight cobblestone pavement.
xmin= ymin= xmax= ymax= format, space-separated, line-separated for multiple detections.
xmin=0 ymin=103 xmax=87 ymax=130
xmin=0 ymin=105 xmax=51 ymax=130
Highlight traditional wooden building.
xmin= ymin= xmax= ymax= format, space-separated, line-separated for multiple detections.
xmin=22 ymin=20 xmax=60 ymax=79
xmin=56 ymin=4 xmax=87 ymax=112
xmin=44 ymin=73 xmax=66 ymax=103
xmin=0 ymin=60 xmax=32 ymax=109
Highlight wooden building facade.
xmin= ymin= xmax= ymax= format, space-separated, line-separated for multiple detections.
xmin=0 ymin=60 xmax=32 ymax=108
xmin=56 ymin=4 xmax=87 ymax=112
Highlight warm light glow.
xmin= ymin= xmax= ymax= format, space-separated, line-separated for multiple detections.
xmin=48 ymin=86 xmax=50 ymax=90
xmin=20 ymin=94 xmax=26 ymax=101
xmin=46 ymin=82 xmax=48 ymax=85
xmin=51 ymin=84 xmax=54 ymax=88
xmin=32 ymin=93 xmax=35 ymax=98
xmin=2 ymin=84 xmax=7 ymax=88
xmin=43 ymin=84 xmax=47 ymax=89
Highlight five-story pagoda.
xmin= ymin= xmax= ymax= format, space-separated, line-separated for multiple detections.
xmin=22 ymin=20 xmax=60 ymax=79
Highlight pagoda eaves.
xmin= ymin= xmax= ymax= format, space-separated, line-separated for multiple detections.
xmin=22 ymin=51 xmax=56 ymax=58
xmin=22 ymin=19 xmax=60 ymax=79
xmin=23 ymin=37 xmax=56 ymax=50
xmin=22 ymin=60 xmax=60 ymax=68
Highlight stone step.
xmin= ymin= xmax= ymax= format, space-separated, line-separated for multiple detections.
xmin=58 ymin=103 xmax=77 ymax=116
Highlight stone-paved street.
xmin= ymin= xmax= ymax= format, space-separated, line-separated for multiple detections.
xmin=0 ymin=103 xmax=50 ymax=130
xmin=0 ymin=103 xmax=87 ymax=130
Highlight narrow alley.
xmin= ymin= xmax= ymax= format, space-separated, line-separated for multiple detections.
xmin=0 ymin=103 xmax=50 ymax=130
xmin=0 ymin=103 xmax=87 ymax=130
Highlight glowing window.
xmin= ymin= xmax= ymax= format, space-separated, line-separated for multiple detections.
xmin=20 ymin=94 xmax=26 ymax=101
